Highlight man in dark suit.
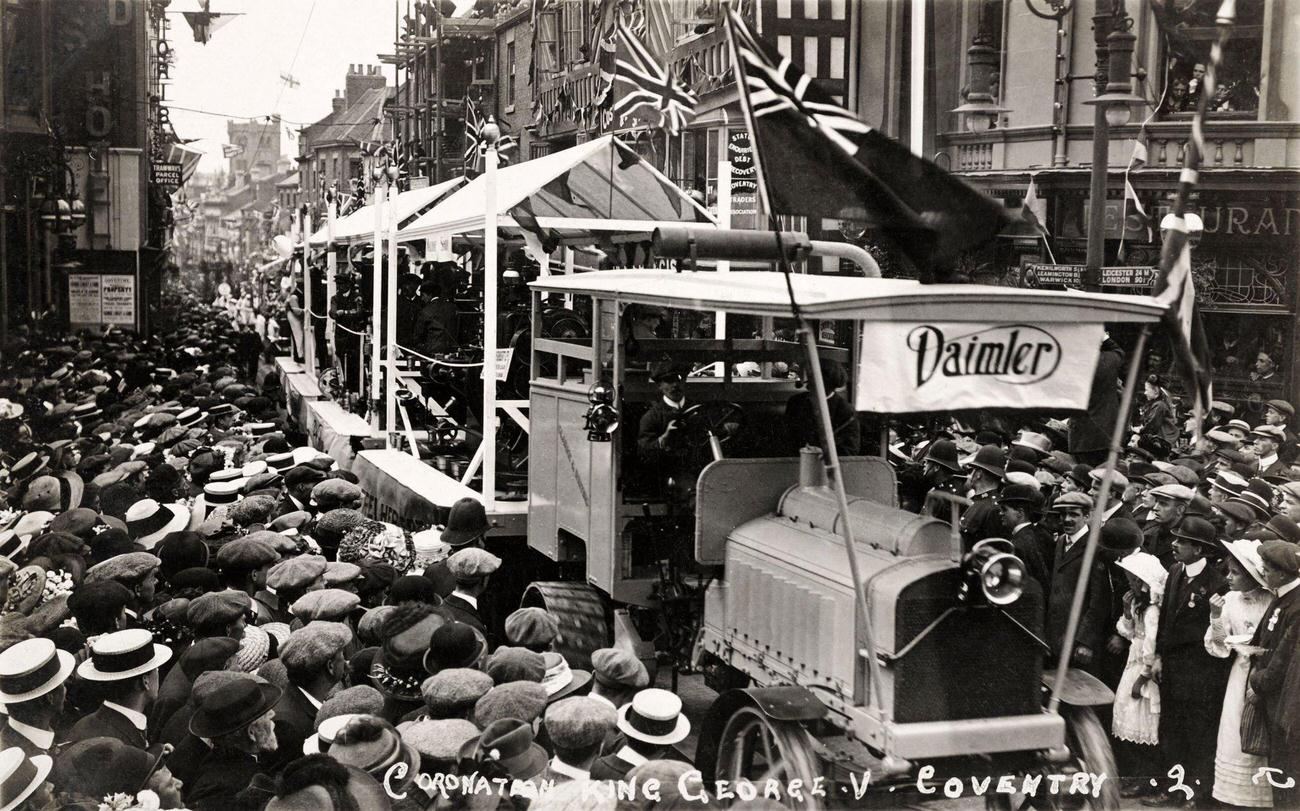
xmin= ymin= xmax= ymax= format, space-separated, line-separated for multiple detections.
xmin=782 ymin=359 xmax=860 ymax=457
xmin=0 ymin=639 xmax=74 ymax=757
xmin=185 ymin=678 xmax=282 ymax=811
xmin=1247 ymin=540 xmax=1300 ymax=809
xmin=1147 ymin=517 xmax=1230 ymax=807
xmin=999 ymin=483 xmax=1052 ymax=592
xmin=440 ymin=547 xmax=501 ymax=647
xmin=589 ymin=688 xmax=689 ymax=781
xmin=269 ymin=621 xmax=350 ymax=771
xmin=64 ymin=628 xmax=171 ymax=750
xmin=277 ymin=465 xmax=326 ymax=517
xmin=1044 ymin=492 xmax=1113 ymax=675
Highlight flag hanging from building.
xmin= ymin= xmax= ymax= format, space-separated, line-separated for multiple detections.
xmin=182 ymin=1 xmax=239 ymax=44
xmin=1153 ymin=228 xmax=1213 ymax=425
xmin=723 ymin=7 xmax=1011 ymax=274
xmin=611 ymin=16 xmax=698 ymax=135
xmin=463 ymin=95 xmax=517 ymax=174
xmin=222 ymin=143 xmax=244 ymax=158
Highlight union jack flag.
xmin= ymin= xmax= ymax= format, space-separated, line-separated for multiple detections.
xmin=723 ymin=6 xmax=1011 ymax=275
xmin=611 ymin=16 xmax=697 ymax=135
xmin=463 ymin=95 xmax=516 ymax=174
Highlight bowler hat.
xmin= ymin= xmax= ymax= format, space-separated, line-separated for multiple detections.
xmin=1171 ymin=516 xmax=1218 ymax=550
xmin=423 ymin=621 xmax=488 ymax=674
xmin=998 ymin=484 xmax=1042 ymax=511
xmin=190 ymin=677 xmax=283 ymax=738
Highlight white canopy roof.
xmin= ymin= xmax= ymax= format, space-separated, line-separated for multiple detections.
xmin=529 ymin=269 xmax=1169 ymax=323
xmin=396 ymin=135 xmax=715 ymax=242
xmin=308 ymin=176 xmax=465 ymax=246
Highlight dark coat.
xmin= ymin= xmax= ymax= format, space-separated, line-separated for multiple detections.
xmin=589 ymin=751 xmax=642 ymax=781
xmin=1068 ymin=342 xmax=1124 ymax=455
xmin=1251 ymin=583 xmax=1300 ymax=802
xmin=636 ymin=399 xmax=711 ymax=487
xmin=0 ymin=721 xmax=53 ymax=758
xmin=185 ymin=748 xmax=270 ymax=811
xmin=1010 ymin=522 xmax=1054 ymax=592
xmin=783 ymin=391 xmax=860 ymax=457
xmin=441 ymin=594 xmax=498 ymax=650
xmin=1045 ymin=532 xmax=1114 ymax=665
xmin=413 ymin=299 xmax=459 ymax=356
xmin=269 ymin=684 xmax=319 ymax=771
xmin=959 ymin=490 xmax=1004 ymax=551
xmin=1141 ymin=523 xmax=1178 ymax=569
xmin=64 ymin=705 xmax=148 ymax=749
xmin=1156 ymin=560 xmax=1230 ymax=793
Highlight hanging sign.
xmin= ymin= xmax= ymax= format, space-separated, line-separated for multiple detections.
xmin=152 ymin=161 xmax=182 ymax=191
xmin=727 ymin=131 xmax=757 ymax=216
xmin=855 ymin=321 xmax=1103 ymax=413
xmin=495 ymin=348 xmax=513 ymax=382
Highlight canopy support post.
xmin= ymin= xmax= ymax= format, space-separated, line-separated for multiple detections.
xmin=482 ymin=134 xmax=499 ymax=511
xmin=386 ymin=181 xmax=400 ymax=449
xmin=370 ymin=178 xmax=385 ymax=430
xmin=326 ymin=199 xmax=337 ymax=361
xmin=304 ymin=209 xmax=316 ymax=378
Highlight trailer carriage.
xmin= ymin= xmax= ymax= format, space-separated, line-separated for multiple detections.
xmin=519 ymin=250 xmax=1168 ymax=808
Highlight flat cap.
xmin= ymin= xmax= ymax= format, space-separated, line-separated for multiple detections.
xmin=420 ymin=668 xmax=495 ymax=718
xmin=1051 ymin=491 xmax=1094 ymax=512
xmin=228 ymin=495 xmax=277 ymax=527
xmin=284 ymin=465 xmax=327 ymax=489
xmin=1266 ymin=399 xmax=1295 ymax=417
xmin=1167 ymin=466 xmax=1199 ymax=487
xmin=504 ymin=608 xmax=559 ymax=650
xmin=1087 ymin=468 xmax=1130 ymax=490
xmin=269 ymin=511 xmax=311 ymax=535
xmin=84 ymin=551 xmax=161 ymax=585
xmin=291 ymin=589 xmax=361 ymax=622
xmin=543 ymin=696 xmax=617 ymax=750
xmin=1142 ymin=471 xmax=1178 ymax=487
xmin=1149 ymin=483 xmax=1195 ymax=502
xmin=398 ymin=718 xmax=480 ymax=761
xmin=311 ymin=479 xmax=363 ymax=510
xmin=474 ymin=681 xmax=549 ymax=728
xmin=590 ymin=647 xmax=650 ymax=690
xmin=1258 ymin=540 xmax=1300 ymax=576
xmin=1279 ymin=481 xmax=1300 ymax=501
xmin=186 ymin=589 xmax=252 ymax=629
xmin=279 ymin=621 xmax=353 ymax=672
xmin=267 ymin=554 xmax=328 ymax=590
xmin=445 ymin=547 xmax=501 ymax=580
xmin=315 ymin=685 xmax=386 ymax=731
xmin=1251 ymin=424 xmax=1287 ymax=441
xmin=216 ymin=537 xmax=279 ymax=572
xmin=324 ymin=561 xmax=363 ymax=586
xmin=484 ymin=646 xmax=546 ymax=684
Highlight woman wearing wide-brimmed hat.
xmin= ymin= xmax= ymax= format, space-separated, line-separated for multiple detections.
xmin=1206 ymin=539 xmax=1274 ymax=807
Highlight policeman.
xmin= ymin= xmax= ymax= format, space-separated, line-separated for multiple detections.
xmin=960 ymin=445 xmax=1007 ymax=549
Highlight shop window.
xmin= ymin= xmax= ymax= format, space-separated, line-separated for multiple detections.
xmin=1157 ymin=0 xmax=1263 ymax=116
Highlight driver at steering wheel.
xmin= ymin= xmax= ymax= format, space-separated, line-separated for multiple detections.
xmin=636 ymin=360 xmax=738 ymax=503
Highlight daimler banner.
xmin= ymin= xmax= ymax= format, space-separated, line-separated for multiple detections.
xmin=855 ymin=321 xmax=1104 ymax=413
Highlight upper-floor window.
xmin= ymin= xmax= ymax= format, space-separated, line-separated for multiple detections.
xmin=506 ymin=41 xmax=516 ymax=106
xmin=1157 ymin=0 xmax=1263 ymax=116
xmin=559 ymin=0 xmax=589 ymax=67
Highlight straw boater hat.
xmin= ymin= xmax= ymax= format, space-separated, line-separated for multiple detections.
xmin=124 ymin=499 xmax=190 ymax=550
xmin=0 ymin=749 xmax=52 ymax=811
xmin=0 ymin=638 xmax=76 ymax=703
xmin=76 ymin=628 xmax=172 ymax=682
xmin=616 ymin=688 xmax=690 ymax=746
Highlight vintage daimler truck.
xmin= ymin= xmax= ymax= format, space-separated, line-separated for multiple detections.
xmin=520 ymin=233 xmax=1168 ymax=807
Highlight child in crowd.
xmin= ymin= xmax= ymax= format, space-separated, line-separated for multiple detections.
xmin=1113 ymin=551 xmax=1166 ymax=751
xmin=1207 ymin=540 xmax=1274 ymax=807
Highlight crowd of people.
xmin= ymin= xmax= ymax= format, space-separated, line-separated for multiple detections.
xmin=894 ymin=364 xmax=1300 ymax=808
xmin=4 ymin=284 xmax=1300 ymax=810
xmin=0 ymin=291 xmax=719 ymax=811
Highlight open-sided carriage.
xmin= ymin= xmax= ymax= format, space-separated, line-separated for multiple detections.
xmin=518 ymin=236 xmax=1168 ymax=807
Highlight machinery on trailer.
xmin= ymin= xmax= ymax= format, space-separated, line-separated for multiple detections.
xmin=518 ymin=230 xmax=1169 ymax=807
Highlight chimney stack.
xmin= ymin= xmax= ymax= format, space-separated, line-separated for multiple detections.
xmin=332 ymin=89 xmax=344 ymax=114
xmin=344 ymin=64 xmax=386 ymax=109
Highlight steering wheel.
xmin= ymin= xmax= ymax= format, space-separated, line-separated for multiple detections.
xmin=678 ymin=402 xmax=745 ymax=448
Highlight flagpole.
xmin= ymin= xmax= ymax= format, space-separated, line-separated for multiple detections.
xmin=1152 ymin=0 xmax=1233 ymax=429
xmin=724 ymin=5 xmax=886 ymax=714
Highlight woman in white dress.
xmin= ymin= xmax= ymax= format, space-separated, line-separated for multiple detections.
xmin=1112 ymin=551 xmax=1167 ymax=746
xmin=1207 ymin=539 xmax=1273 ymax=807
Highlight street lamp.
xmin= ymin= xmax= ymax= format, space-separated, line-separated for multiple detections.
xmin=952 ymin=4 xmax=1011 ymax=132
xmin=1083 ymin=19 xmax=1146 ymax=128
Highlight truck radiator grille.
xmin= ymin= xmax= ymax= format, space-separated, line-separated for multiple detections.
xmin=891 ymin=570 xmax=1044 ymax=723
